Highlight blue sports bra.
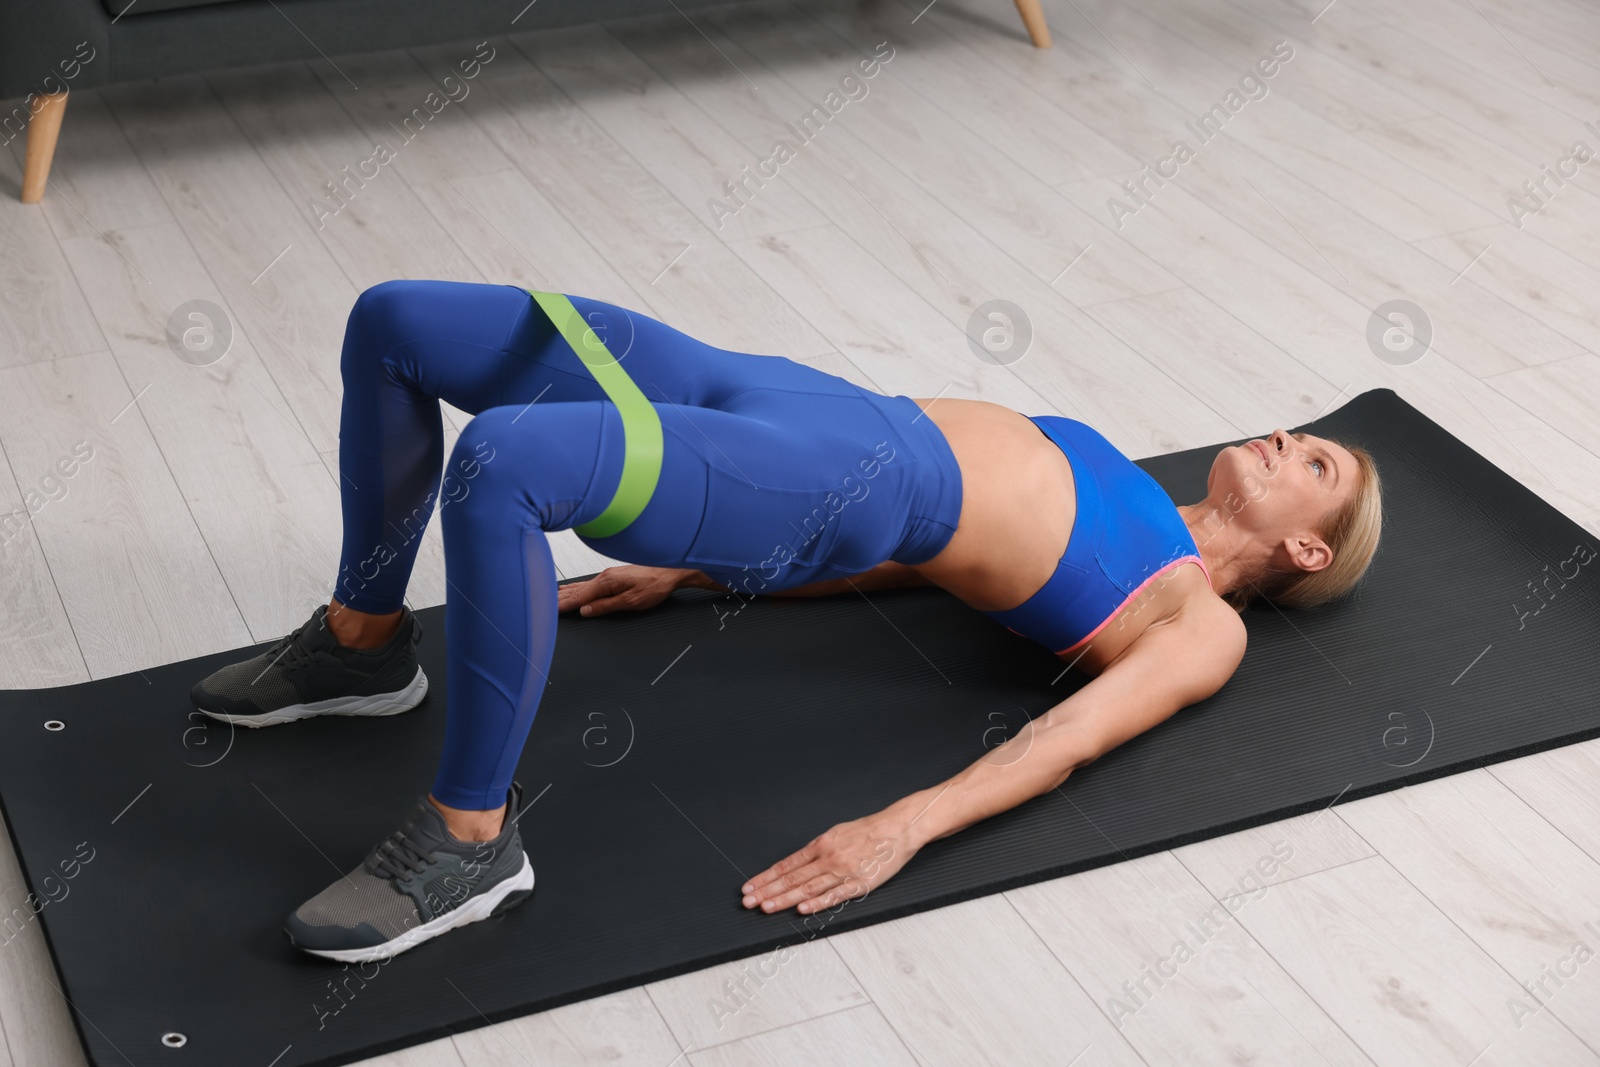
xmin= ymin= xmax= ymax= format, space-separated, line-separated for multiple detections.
xmin=981 ymin=415 xmax=1212 ymax=657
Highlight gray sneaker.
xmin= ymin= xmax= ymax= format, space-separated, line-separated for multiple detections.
xmin=190 ymin=604 xmax=428 ymax=728
xmin=284 ymin=782 xmax=535 ymax=963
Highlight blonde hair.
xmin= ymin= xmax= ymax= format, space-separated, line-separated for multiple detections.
xmin=1223 ymin=441 xmax=1382 ymax=613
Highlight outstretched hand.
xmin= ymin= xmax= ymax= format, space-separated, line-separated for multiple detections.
xmin=557 ymin=565 xmax=684 ymax=617
xmin=741 ymin=811 xmax=919 ymax=916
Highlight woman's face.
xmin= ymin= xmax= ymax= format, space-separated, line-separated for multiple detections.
xmin=1210 ymin=429 xmax=1359 ymax=552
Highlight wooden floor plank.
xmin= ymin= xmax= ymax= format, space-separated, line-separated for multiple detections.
xmin=1000 ymin=0 xmax=1502 ymax=244
xmin=311 ymin=45 xmax=516 ymax=189
xmin=1440 ymin=370 xmax=1600 ymax=536
xmin=1483 ymin=355 xmax=1600 ymax=460
xmin=0 ymin=350 xmax=251 ymax=676
xmin=447 ymin=987 xmax=682 ymax=1065
xmin=705 ymin=0 xmax=1184 ymax=306
xmin=1121 ymin=144 xmax=1586 ymax=378
xmin=687 ymin=1004 xmax=921 ymax=1067
xmin=100 ymin=77 xmax=362 ymax=454
xmin=425 ymin=34 xmax=836 ymax=360
xmin=521 ymin=23 xmax=827 ymax=243
xmin=1337 ymin=771 xmax=1600 ymax=1051
xmin=1084 ymin=286 xmax=1355 ymax=437
xmin=0 ymin=150 xmax=104 ymax=368
xmin=1007 ymin=851 xmax=1374 ymax=1066
xmin=1170 ymin=807 xmax=1376 ymax=898
xmin=798 ymin=2 xmax=1139 ymax=187
xmin=742 ymin=134 xmax=1224 ymax=450
xmin=1238 ymin=856 xmax=1598 ymax=1064
xmin=1083 ymin=0 xmax=1600 ymax=376
xmin=1049 ymin=171 xmax=1600 ymax=534
xmin=827 ymin=895 xmax=1145 ymax=1066
xmin=1414 ymin=223 xmax=1600 ymax=357
xmin=1260 ymin=1 xmax=1596 ymax=153
xmin=1338 ymin=0 xmax=1593 ymax=111
xmin=57 ymin=221 xmax=345 ymax=640
xmin=1467 ymin=0 xmax=1600 ymax=72
xmin=1489 ymin=738 xmax=1600 ymax=867
xmin=643 ymin=939 xmax=868 ymax=1051
xmin=356 ymin=1040 xmax=464 ymax=1067
xmin=206 ymin=63 xmax=482 ymax=293
xmin=0 ymin=438 xmax=88 ymax=690
xmin=723 ymin=222 xmax=1059 ymax=411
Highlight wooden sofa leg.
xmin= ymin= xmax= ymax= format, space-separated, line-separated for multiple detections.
xmin=21 ymin=91 xmax=69 ymax=204
xmin=1013 ymin=0 xmax=1052 ymax=47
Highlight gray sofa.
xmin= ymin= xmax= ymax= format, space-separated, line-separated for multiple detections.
xmin=1 ymin=0 xmax=1049 ymax=201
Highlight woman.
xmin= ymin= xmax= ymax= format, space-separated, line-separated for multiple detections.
xmin=191 ymin=280 xmax=1381 ymax=963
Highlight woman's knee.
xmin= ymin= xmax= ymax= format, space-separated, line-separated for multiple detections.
xmin=440 ymin=410 xmax=518 ymax=523
xmin=441 ymin=405 xmax=612 ymax=532
xmin=341 ymin=279 xmax=419 ymax=382
xmin=342 ymin=279 xmax=491 ymax=384
xmin=436 ymin=429 xmax=499 ymax=519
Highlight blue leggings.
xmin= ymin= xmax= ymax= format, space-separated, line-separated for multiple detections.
xmin=332 ymin=280 xmax=964 ymax=809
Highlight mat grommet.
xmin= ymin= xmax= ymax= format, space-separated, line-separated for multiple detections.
xmin=160 ymin=1032 xmax=186 ymax=1048
xmin=43 ymin=721 xmax=64 ymax=732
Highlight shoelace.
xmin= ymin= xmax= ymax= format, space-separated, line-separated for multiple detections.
xmin=261 ymin=612 xmax=332 ymax=676
xmin=368 ymin=824 xmax=435 ymax=881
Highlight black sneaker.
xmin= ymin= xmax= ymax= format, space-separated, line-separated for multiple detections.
xmin=284 ymin=782 xmax=535 ymax=962
xmin=190 ymin=605 xmax=427 ymax=728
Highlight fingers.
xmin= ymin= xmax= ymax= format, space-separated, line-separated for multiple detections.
xmin=579 ymin=595 xmax=631 ymax=617
xmin=743 ymin=859 xmax=826 ymax=912
xmin=556 ymin=575 xmax=597 ymax=613
xmin=742 ymin=841 xmax=820 ymax=898
xmin=557 ymin=570 xmax=618 ymax=614
xmin=769 ymin=871 xmax=859 ymax=915
xmin=748 ymin=865 xmax=873 ymax=915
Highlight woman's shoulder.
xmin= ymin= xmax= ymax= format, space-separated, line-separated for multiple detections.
xmin=1168 ymin=569 xmax=1249 ymax=671
xmin=1076 ymin=562 xmax=1244 ymax=677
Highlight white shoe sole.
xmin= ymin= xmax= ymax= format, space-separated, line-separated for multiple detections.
xmin=303 ymin=853 xmax=536 ymax=964
xmin=199 ymin=666 xmax=428 ymax=728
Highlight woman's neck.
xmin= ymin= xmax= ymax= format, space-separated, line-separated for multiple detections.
xmin=1177 ymin=502 xmax=1270 ymax=599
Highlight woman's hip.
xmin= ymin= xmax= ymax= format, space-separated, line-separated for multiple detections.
xmin=590 ymin=388 xmax=962 ymax=592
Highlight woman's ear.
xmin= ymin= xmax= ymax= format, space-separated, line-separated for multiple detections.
xmin=1284 ymin=532 xmax=1334 ymax=574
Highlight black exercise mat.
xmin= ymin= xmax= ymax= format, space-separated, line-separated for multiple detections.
xmin=0 ymin=388 xmax=1596 ymax=1066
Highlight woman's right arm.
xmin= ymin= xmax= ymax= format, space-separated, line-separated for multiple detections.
xmin=560 ymin=561 xmax=928 ymax=617
xmin=681 ymin=560 xmax=930 ymax=597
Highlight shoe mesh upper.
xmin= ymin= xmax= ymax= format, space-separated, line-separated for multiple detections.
xmin=197 ymin=648 xmax=301 ymax=710
xmin=293 ymin=866 xmax=421 ymax=940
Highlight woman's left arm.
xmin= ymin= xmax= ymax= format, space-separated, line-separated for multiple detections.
xmin=740 ymin=599 xmax=1248 ymax=916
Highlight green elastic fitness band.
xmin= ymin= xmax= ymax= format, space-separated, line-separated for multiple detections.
xmin=525 ymin=289 xmax=663 ymax=539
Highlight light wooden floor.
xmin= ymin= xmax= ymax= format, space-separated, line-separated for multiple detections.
xmin=2 ymin=0 xmax=1598 ymax=1063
